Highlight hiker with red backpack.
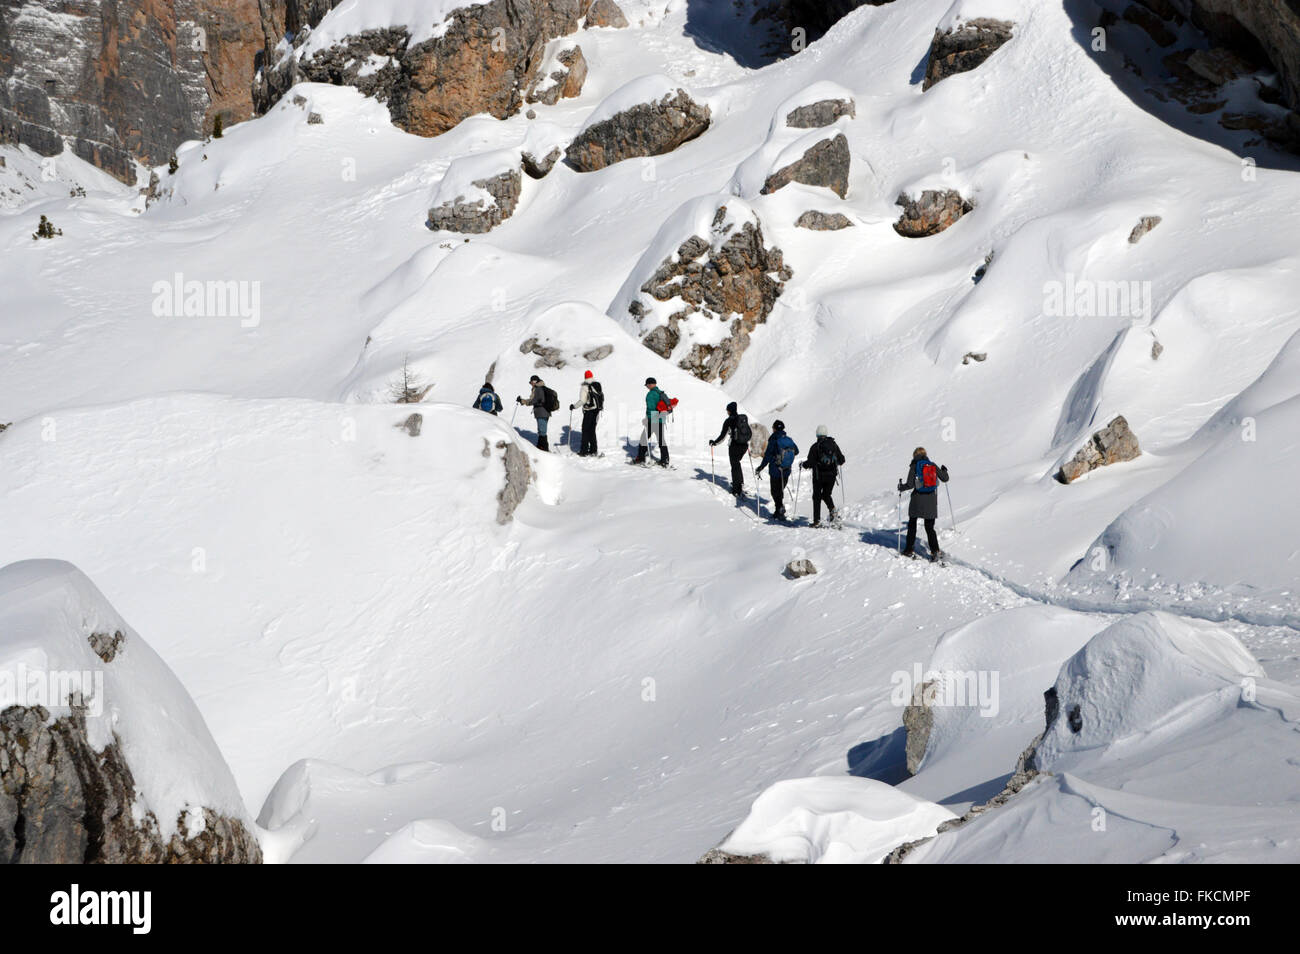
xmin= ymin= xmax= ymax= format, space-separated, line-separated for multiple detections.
xmin=898 ymin=446 xmax=950 ymax=561
xmin=517 ymin=374 xmax=559 ymax=451
xmin=709 ymin=402 xmax=753 ymax=498
xmin=633 ymin=377 xmax=676 ymax=466
xmin=571 ymin=370 xmax=604 ymax=457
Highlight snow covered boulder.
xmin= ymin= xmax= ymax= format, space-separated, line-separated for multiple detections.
xmin=703 ymin=778 xmax=957 ymax=864
xmin=786 ymin=97 xmax=857 ymax=129
xmin=565 ymin=77 xmax=712 ymax=172
xmin=1056 ymin=415 xmax=1140 ymax=483
xmin=893 ymin=189 xmax=973 ymax=237
xmin=427 ymin=150 xmax=523 ymax=234
xmin=521 ymin=122 xmax=571 ymax=179
xmin=923 ymin=16 xmax=1016 ymax=91
xmin=0 ymin=560 xmax=261 ymax=864
xmin=796 ymin=210 xmax=855 ymax=230
xmin=760 ymin=133 xmax=851 ymax=199
xmin=615 ymin=198 xmax=792 ymax=383
xmin=1027 ymin=613 xmax=1266 ymax=774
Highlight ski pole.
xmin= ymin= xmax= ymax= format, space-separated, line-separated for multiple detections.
xmin=945 ymin=482 xmax=958 ymax=532
xmin=897 ymin=491 xmax=903 ymax=553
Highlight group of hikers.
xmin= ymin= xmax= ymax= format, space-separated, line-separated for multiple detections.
xmin=472 ymin=371 xmax=952 ymax=561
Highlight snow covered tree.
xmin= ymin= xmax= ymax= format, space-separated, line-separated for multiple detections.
xmin=390 ymin=355 xmax=431 ymax=404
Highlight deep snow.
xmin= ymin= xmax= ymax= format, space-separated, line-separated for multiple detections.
xmin=1 ymin=0 xmax=1297 ymax=862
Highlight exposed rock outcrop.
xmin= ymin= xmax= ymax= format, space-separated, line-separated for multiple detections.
xmin=427 ymin=166 xmax=522 ymax=234
xmin=902 ymin=681 xmax=936 ymax=776
xmin=796 ymin=210 xmax=854 ymax=230
xmin=526 ymin=44 xmax=588 ymax=106
xmin=786 ymin=97 xmax=856 ymax=128
xmin=255 ymin=0 xmax=588 ymax=139
xmin=0 ymin=560 xmax=263 ymax=864
xmin=923 ymin=18 xmax=1015 ymax=91
xmin=893 ymin=190 xmax=973 ymax=237
xmin=1 ymin=706 xmax=262 ymax=863
xmin=1057 ymin=415 xmax=1141 ymax=483
xmin=566 ymin=88 xmax=712 ymax=172
xmin=1128 ymin=215 xmax=1163 ymax=244
xmin=585 ymin=0 xmax=629 ymax=29
xmin=627 ymin=204 xmax=792 ymax=382
xmin=496 ymin=440 xmax=532 ymax=524
xmin=761 ymin=133 xmax=850 ymax=198
xmin=522 ymin=147 xmax=563 ymax=179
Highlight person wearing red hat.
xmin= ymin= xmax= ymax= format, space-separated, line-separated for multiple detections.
xmin=570 ymin=370 xmax=604 ymax=456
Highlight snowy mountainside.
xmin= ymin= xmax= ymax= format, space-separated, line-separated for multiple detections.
xmin=1 ymin=0 xmax=1298 ymax=862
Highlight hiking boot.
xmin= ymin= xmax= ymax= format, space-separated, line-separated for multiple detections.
xmin=930 ymin=550 xmax=945 ymax=563
xmin=902 ymin=549 xmax=917 ymax=559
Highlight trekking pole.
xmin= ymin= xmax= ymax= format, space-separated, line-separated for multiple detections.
xmin=749 ymin=452 xmax=761 ymax=517
xmin=510 ymin=403 xmax=519 ymax=428
xmin=897 ymin=491 xmax=903 ymax=553
xmin=710 ymin=444 xmax=717 ymax=493
xmin=839 ymin=465 xmax=847 ymax=517
xmin=568 ymin=408 xmax=575 ymax=454
xmin=945 ymin=482 xmax=958 ymax=532
xmin=793 ymin=466 xmax=802 ymax=521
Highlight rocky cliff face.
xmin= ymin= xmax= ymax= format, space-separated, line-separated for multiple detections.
xmin=0 ymin=0 xmax=305 ymax=182
xmin=1168 ymin=0 xmax=1300 ymax=113
xmin=0 ymin=0 xmax=583 ymax=183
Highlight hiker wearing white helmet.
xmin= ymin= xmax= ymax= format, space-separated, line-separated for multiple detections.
xmin=800 ymin=424 xmax=845 ymax=527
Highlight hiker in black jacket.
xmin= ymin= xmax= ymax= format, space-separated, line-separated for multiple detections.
xmin=517 ymin=375 xmax=551 ymax=451
xmin=898 ymin=446 xmax=950 ymax=561
xmin=570 ymin=370 xmax=602 ymax=457
xmin=800 ymin=425 xmax=845 ymax=527
xmin=709 ymin=402 xmax=751 ymax=497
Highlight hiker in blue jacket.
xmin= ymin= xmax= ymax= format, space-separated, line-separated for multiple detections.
xmin=755 ymin=420 xmax=799 ymax=520
xmin=898 ymin=446 xmax=949 ymax=561
xmin=473 ymin=382 xmax=501 ymax=415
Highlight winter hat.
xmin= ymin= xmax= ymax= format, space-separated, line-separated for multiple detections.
xmin=913 ymin=446 xmax=928 ymax=460
xmin=529 ymin=375 xmax=541 ymax=384
xmin=645 ymin=377 xmax=657 ymax=386
xmin=584 ymin=370 xmax=593 ymax=379
xmin=816 ymin=425 xmax=828 ymax=437
xmin=773 ymin=420 xmax=785 ymax=431
xmin=726 ymin=402 xmax=738 ymax=415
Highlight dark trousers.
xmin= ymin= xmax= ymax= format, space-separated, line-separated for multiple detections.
xmin=580 ymin=409 xmax=599 ymax=456
xmin=637 ymin=415 xmax=668 ymax=463
xmin=812 ymin=472 xmax=836 ymax=522
xmin=906 ymin=517 xmax=940 ymax=555
xmin=728 ymin=442 xmax=746 ymax=493
xmin=769 ymin=468 xmax=790 ymax=514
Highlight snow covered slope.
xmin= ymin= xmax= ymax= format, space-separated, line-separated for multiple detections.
xmin=2 ymin=0 xmax=1298 ymax=862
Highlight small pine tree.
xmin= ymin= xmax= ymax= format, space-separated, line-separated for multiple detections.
xmin=168 ymin=154 xmax=178 ymax=175
xmin=212 ymin=113 xmax=224 ymax=139
xmin=32 ymin=215 xmax=62 ymax=240
xmin=390 ymin=355 xmax=431 ymax=404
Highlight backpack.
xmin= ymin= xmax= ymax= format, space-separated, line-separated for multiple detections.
xmin=816 ymin=437 xmax=839 ymax=473
xmin=652 ymin=389 xmax=676 ymax=415
xmin=777 ymin=434 xmax=798 ymax=470
xmin=733 ymin=414 xmax=752 ymax=444
xmin=544 ymin=386 xmax=560 ymax=413
xmin=476 ymin=389 xmax=499 ymax=414
xmin=587 ymin=381 xmax=604 ymax=412
xmin=914 ymin=458 xmax=939 ymax=493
